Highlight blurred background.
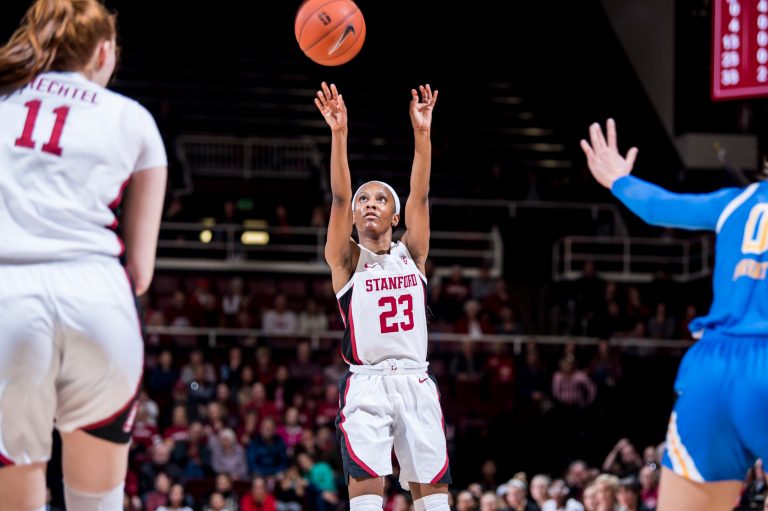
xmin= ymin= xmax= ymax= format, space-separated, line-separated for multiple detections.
xmin=4 ymin=0 xmax=768 ymax=509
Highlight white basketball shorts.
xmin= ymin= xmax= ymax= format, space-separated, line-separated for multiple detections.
xmin=0 ymin=257 xmax=143 ymax=467
xmin=335 ymin=361 xmax=451 ymax=489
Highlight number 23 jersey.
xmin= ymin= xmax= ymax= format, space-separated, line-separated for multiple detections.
xmin=336 ymin=242 xmax=429 ymax=365
xmin=0 ymin=71 xmax=166 ymax=262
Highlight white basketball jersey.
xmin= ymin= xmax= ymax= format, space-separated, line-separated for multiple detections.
xmin=0 ymin=71 xmax=167 ymax=262
xmin=336 ymin=242 xmax=429 ymax=365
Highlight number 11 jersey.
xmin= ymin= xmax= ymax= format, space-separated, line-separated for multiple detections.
xmin=0 ymin=71 xmax=166 ymax=263
xmin=336 ymin=241 xmax=429 ymax=365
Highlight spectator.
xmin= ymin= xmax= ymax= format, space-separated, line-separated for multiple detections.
xmin=500 ymin=478 xmax=539 ymax=511
xmin=480 ymin=492 xmax=499 ymax=511
xmin=616 ymin=477 xmax=651 ymax=511
xmin=139 ymin=442 xmax=183 ymax=496
xmin=143 ymin=472 xmax=170 ymax=511
xmin=552 ymin=356 xmax=596 ymax=409
xmin=246 ymin=382 xmax=279 ymax=420
xmin=205 ymin=492 xmax=231 ymax=511
xmin=181 ymin=349 xmax=217 ymax=385
xmin=222 ymin=277 xmax=249 ymax=327
xmin=588 ymin=341 xmax=623 ymax=392
xmin=209 ymin=428 xmax=248 ymax=481
xmin=565 ymin=461 xmax=591 ymax=498
xmin=214 ymin=472 xmax=241 ymax=511
xmin=271 ymin=365 xmax=296 ymax=411
xmin=593 ymin=474 xmax=619 ymax=511
xmin=177 ymin=420 xmax=212 ymax=479
xmin=164 ymin=404 xmax=190 ymax=444
xmin=480 ymin=460 xmax=499 ymax=491
xmin=298 ymin=299 xmax=328 ymax=335
xmin=637 ymin=466 xmax=658 ymax=510
xmin=455 ymin=300 xmax=494 ymax=339
xmin=517 ymin=344 xmax=551 ymax=410
xmin=277 ymin=407 xmax=304 ymax=454
xmin=483 ymin=279 xmax=515 ymax=321
xmin=297 ymin=451 xmax=338 ymax=509
xmin=220 ymin=346 xmax=244 ymax=389
xmin=274 ymin=465 xmax=308 ymax=511
xmin=582 ymin=485 xmax=598 ymax=511
xmin=441 ymin=265 xmax=471 ymax=321
xmin=157 ymin=483 xmax=194 ymax=511
xmin=602 ymin=439 xmax=642 ymax=479
xmin=191 ymin=277 xmax=219 ymax=327
xmin=471 ymin=265 xmax=497 ymax=301
xmin=147 ymin=350 xmax=179 ymax=404
xmin=262 ymin=294 xmax=298 ymax=334
xmin=497 ymin=306 xmax=523 ymax=335
xmin=255 ymin=347 xmax=278 ymax=387
xmin=457 ymin=490 xmax=478 ymax=511
xmin=322 ymin=351 xmax=347 ymax=386
xmin=541 ymin=479 xmax=583 ymax=511
xmin=289 ymin=342 xmax=321 ymax=388
xmin=247 ymin=417 xmax=289 ymax=476
xmin=646 ymin=304 xmax=675 ymax=340
xmin=241 ymin=477 xmax=277 ymax=511
xmin=530 ymin=475 xmax=551 ymax=510
xmin=450 ymin=341 xmax=483 ymax=382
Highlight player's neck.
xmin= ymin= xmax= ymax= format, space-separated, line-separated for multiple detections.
xmin=359 ymin=233 xmax=392 ymax=255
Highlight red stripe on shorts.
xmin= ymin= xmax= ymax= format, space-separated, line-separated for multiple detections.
xmin=338 ymin=375 xmax=378 ymax=478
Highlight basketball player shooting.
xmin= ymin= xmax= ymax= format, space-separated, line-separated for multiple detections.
xmin=315 ymin=82 xmax=451 ymax=511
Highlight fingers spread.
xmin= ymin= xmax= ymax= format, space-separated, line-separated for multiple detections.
xmin=590 ymin=123 xmax=607 ymax=151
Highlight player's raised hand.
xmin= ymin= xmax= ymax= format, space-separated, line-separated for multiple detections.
xmin=580 ymin=118 xmax=638 ymax=189
xmin=315 ymin=82 xmax=347 ymax=133
xmin=410 ymin=84 xmax=438 ymax=133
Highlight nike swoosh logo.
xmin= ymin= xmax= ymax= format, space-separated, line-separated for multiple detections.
xmin=328 ymin=25 xmax=355 ymax=55
xmin=418 ymin=377 xmax=428 ymax=384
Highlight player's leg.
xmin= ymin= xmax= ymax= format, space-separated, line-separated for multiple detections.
xmin=659 ymin=336 xmax=754 ymax=511
xmin=393 ymin=373 xmax=451 ymax=511
xmin=0 ymin=267 xmax=59 ymax=510
xmin=0 ymin=463 xmax=48 ymax=510
xmin=59 ymin=430 xmax=130 ymax=506
xmin=410 ymin=483 xmax=450 ymax=511
xmin=657 ymin=468 xmax=741 ymax=511
xmin=337 ymin=372 xmax=394 ymax=511
xmin=53 ymin=260 xmax=143 ymax=509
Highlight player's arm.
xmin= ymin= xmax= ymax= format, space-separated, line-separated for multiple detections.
xmin=401 ymin=84 xmax=438 ymax=273
xmin=315 ymin=82 xmax=359 ymax=290
xmin=581 ymin=119 xmax=740 ymax=231
xmin=122 ymin=166 xmax=167 ymax=295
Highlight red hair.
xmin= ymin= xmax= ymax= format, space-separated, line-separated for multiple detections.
xmin=0 ymin=0 xmax=116 ymax=94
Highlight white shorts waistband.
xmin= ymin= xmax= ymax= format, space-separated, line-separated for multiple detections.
xmin=349 ymin=359 xmax=429 ymax=375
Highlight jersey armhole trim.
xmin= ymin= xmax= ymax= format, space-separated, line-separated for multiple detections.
xmin=335 ymin=244 xmax=367 ymax=299
xmin=716 ymin=183 xmax=759 ymax=233
xmin=395 ymin=241 xmax=428 ymax=283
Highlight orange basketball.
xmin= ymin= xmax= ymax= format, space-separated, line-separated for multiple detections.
xmin=294 ymin=0 xmax=366 ymax=66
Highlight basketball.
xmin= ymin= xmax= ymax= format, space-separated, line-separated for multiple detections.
xmin=294 ymin=0 xmax=366 ymax=66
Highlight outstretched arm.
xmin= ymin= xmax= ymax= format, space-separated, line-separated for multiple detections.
xmin=315 ymin=82 xmax=359 ymax=291
xmin=581 ymin=119 xmax=740 ymax=231
xmin=401 ymin=84 xmax=438 ymax=273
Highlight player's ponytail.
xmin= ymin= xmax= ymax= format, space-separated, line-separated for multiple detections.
xmin=0 ymin=0 xmax=116 ymax=95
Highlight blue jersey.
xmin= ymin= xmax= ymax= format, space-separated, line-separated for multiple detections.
xmin=612 ymin=175 xmax=768 ymax=338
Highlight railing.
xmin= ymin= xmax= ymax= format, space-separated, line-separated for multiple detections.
xmin=176 ymin=135 xmax=322 ymax=179
xmin=553 ymin=235 xmax=712 ymax=282
xmin=430 ymin=198 xmax=628 ymax=238
xmin=144 ymin=326 xmax=694 ymax=351
xmin=156 ymin=222 xmax=503 ymax=275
